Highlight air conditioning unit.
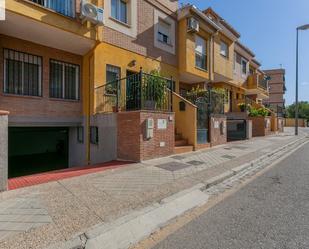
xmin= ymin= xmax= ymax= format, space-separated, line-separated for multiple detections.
xmin=187 ymin=17 xmax=199 ymax=33
xmin=80 ymin=1 xmax=104 ymax=25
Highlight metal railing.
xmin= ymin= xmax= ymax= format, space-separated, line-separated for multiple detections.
xmin=30 ymin=0 xmax=76 ymax=18
xmin=95 ymin=71 xmax=173 ymax=113
xmin=258 ymin=76 xmax=268 ymax=90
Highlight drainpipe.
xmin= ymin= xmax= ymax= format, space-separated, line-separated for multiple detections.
xmin=86 ymin=53 xmax=93 ymax=166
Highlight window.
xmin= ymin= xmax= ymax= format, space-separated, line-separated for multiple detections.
xmin=195 ymin=35 xmax=207 ymax=70
xmin=50 ymin=60 xmax=80 ymax=100
xmin=106 ymin=65 xmax=121 ymax=95
xmin=90 ymin=126 xmax=99 ymax=144
xmin=241 ymin=58 xmax=247 ymax=75
xmin=220 ymin=41 xmax=229 ymax=58
xmin=111 ymin=0 xmax=127 ymax=23
xmin=158 ymin=19 xmax=171 ymax=45
xmin=4 ymin=49 xmax=42 ymax=96
xmin=77 ymin=126 xmax=84 ymax=144
xmin=30 ymin=0 xmax=75 ymax=18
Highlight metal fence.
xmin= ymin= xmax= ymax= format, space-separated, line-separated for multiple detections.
xmin=30 ymin=0 xmax=76 ymax=18
xmin=95 ymin=72 xmax=173 ymax=113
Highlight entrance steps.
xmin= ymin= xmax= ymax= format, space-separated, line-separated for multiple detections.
xmin=174 ymin=132 xmax=194 ymax=154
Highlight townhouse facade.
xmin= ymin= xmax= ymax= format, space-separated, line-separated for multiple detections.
xmin=0 ymin=0 xmax=280 ymax=191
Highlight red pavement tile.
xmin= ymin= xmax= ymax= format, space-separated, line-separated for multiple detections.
xmin=8 ymin=161 xmax=133 ymax=190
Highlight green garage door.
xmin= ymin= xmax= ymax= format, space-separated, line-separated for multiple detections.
xmin=8 ymin=127 xmax=69 ymax=178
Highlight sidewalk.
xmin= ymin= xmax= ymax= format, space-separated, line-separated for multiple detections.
xmin=0 ymin=128 xmax=307 ymax=249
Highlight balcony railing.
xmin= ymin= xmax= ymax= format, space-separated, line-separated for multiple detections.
xmin=30 ymin=0 xmax=76 ymax=18
xmin=95 ymin=71 xmax=174 ymax=113
xmin=258 ymin=76 xmax=268 ymax=90
xmin=246 ymin=73 xmax=268 ymax=92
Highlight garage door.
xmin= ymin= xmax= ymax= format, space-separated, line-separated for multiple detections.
xmin=8 ymin=127 xmax=69 ymax=178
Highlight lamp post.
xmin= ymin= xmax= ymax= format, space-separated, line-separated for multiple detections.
xmin=295 ymin=24 xmax=309 ymax=136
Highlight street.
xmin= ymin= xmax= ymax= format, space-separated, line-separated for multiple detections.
xmin=152 ymin=138 xmax=309 ymax=249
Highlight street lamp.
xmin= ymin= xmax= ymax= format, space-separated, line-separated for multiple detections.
xmin=295 ymin=24 xmax=309 ymax=135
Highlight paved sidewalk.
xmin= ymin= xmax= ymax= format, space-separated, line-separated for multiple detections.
xmin=0 ymin=128 xmax=307 ymax=249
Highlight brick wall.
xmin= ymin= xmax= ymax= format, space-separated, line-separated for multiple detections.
xmin=264 ymin=69 xmax=285 ymax=107
xmin=209 ymin=115 xmax=227 ymax=146
xmin=103 ymin=0 xmax=178 ymax=66
xmin=0 ymin=35 xmax=83 ymax=119
xmin=117 ymin=111 xmax=175 ymax=161
xmin=250 ymin=116 xmax=272 ymax=137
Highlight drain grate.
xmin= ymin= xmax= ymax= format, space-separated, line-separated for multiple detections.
xmin=156 ymin=162 xmax=190 ymax=172
xmin=224 ymin=147 xmax=232 ymax=150
xmin=221 ymin=155 xmax=236 ymax=159
xmin=187 ymin=160 xmax=204 ymax=166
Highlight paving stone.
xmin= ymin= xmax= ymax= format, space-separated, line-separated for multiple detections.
xmin=156 ymin=162 xmax=191 ymax=172
xmin=221 ymin=155 xmax=236 ymax=159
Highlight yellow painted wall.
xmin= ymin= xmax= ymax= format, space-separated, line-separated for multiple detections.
xmin=213 ymin=33 xmax=234 ymax=80
xmin=7 ymin=0 xmax=99 ymax=40
xmin=92 ymin=42 xmax=179 ymax=114
xmin=172 ymin=92 xmax=197 ymax=148
xmin=178 ymin=19 xmax=210 ymax=80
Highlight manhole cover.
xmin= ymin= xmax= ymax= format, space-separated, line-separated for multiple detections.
xmin=221 ymin=155 xmax=236 ymax=159
xmin=171 ymin=155 xmax=186 ymax=160
xmin=224 ymin=147 xmax=232 ymax=150
xmin=156 ymin=162 xmax=190 ymax=172
xmin=187 ymin=160 xmax=204 ymax=166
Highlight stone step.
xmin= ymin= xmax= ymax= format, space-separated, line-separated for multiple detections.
xmin=175 ymin=139 xmax=188 ymax=146
xmin=174 ymin=145 xmax=194 ymax=155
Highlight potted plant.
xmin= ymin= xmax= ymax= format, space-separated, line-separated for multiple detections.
xmin=238 ymin=103 xmax=246 ymax=112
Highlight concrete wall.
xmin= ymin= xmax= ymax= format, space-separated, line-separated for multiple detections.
xmin=90 ymin=113 xmax=118 ymax=164
xmin=209 ymin=115 xmax=227 ymax=146
xmin=0 ymin=111 xmax=9 ymax=191
xmin=69 ymin=122 xmax=87 ymax=167
xmin=117 ymin=111 xmax=175 ymax=161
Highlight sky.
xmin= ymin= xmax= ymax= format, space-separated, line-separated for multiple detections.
xmin=179 ymin=0 xmax=309 ymax=105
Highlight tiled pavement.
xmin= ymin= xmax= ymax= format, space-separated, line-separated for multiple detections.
xmin=0 ymin=128 xmax=307 ymax=249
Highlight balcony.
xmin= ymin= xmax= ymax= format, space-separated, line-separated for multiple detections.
xmin=95 ymin=72 xmax=174 ymax=113
xmin=245 ymin=73 xmax=269 ymax=99
xmin=1 ymin=0 xmax=97 ymax=55
xmin=29 ymin=0 xmax=76 ymax=18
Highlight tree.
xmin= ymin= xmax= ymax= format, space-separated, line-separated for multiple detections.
xmin=286 ymin=101 xmax=309 ymax=121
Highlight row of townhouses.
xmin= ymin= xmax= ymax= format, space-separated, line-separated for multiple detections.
xmin=0 ymin=0 xmax=286 ymax=191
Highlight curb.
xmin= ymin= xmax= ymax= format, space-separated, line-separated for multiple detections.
xmin=45 ymin=135 xmax=308 ymax=249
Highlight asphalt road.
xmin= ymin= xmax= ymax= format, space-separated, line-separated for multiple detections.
xmin=153 ymin=140 xmax=309 ymax=249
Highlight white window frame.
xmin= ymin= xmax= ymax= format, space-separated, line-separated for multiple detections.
xmin=3 ymin=49 xmax=42 ymax=96
xmin=157 ymin=18 xmax=171 ymax=45
xmin=220 ymin=41 xmax=229 ymax=58
xmin=154 ymin=9 xmax=175 ymax=55
xmin=50 ymin=59 xmax=80 ymax=100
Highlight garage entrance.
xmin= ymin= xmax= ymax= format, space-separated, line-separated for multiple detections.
xmin=8 ymin=127 xmax=69 ymax=178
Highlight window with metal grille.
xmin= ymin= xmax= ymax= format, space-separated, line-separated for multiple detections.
xmin=3 ymin=49 xmax=42 ymax=96
xmin=50 ymin=60 xmax=80 ymax=100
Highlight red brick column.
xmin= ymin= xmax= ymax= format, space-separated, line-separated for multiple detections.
xmin=117 ymin=111 xmax=175 ymax=162
xmin=209 ymin=115 xmax=227 ymax=147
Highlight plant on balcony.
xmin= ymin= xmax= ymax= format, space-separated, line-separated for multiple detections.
xmin=238 ymin=103 xmax=246 ymax=112
xmin=249 ymin=107 xmax=269 ymax=117
xmin=186 ymin=86 xmax=208 ymax=104
xmin=142 ymin=70 xmax=167 ymax=110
